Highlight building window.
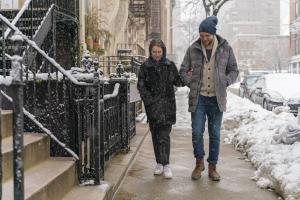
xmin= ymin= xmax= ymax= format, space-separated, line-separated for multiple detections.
xmin=297 ymin=0 xmax=300 ymax=17
xmin=293 ymin=63 xmax=297 ymax=73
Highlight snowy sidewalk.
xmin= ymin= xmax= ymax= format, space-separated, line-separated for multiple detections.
xmin=113 ymin=87 xmax=300 ymax=200
xmin=114 ymin=87 xmax=282 ymax=200
xmin=114 ymin=127 xmax=279 ymax=200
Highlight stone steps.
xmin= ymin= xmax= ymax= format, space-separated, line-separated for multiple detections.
xmin=1 ymin=110 xmax=13 ymax=139
xmin=1 ymin=133 xmax=50 ymax=181
xmin=1 ymin=110 xmax=77 ymax=200
xmin=2 ymin=157 xmax=76 ymax=200
xmin=62 ymin=184 xmax=111 ymax=200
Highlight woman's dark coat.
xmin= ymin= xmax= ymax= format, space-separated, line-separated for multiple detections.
xmin=137 ymin=42 xmax=183 ymax=125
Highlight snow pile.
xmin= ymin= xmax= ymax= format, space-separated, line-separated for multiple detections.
xmin=273 ymin=124 xmax=300 ymax=145
xmin=224 ymin=92 xmax=300 ymax=200
xmin=25 ymin=68 xmax=105 ymax=82
xmin=0 ymin=76 xmax=13 ymax=85
xmin=109 ymin=72 xmax=138 ymax=83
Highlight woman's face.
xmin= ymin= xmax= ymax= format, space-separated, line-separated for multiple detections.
xmin=151 ymin=46 xmax=163 ymax=61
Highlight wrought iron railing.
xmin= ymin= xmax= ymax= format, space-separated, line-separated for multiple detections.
xmin=0 ymin=8 xmax=82 ymax=198
xmin=0 ymin=3 xmax=82 ymax=199
xmin=98 ymin=55 xmax=146 ymax=77
xmin=54 ymin=0 xmax=79 ymax=18
xmin=0 ymin=2 xmax=140 ymax=199
xmin=0 ymin=0 xmax=80 ymax=76
xmin=1 ymin=0 xmax=52 ymax=39
xmin=0 ymin=33 xmax=25 ymax=200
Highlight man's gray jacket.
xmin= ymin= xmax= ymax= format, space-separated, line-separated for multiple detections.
xmin=179 ymin=35 xmax=239 ymax=112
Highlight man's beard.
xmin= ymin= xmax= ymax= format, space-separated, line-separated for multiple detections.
xmin=203 ymin=39 xmax=214 ymax=47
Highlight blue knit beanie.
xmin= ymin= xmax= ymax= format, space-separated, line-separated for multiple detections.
xmin=199 ymin=16 xmax=218 ymax=35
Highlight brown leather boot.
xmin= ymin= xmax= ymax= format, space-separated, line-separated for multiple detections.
xmin=208 ymin=163 xmax=221 ymax=181
xmin=191 ymin=159 xmax=205 ymax=180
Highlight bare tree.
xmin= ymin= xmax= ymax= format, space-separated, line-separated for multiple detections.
xmin=261 ymin=40 xmax=289 ymax=73
xmin=184 ymin=0 xmax=231 ymax=17
xmin=264 ymin=48 xmax=283 ymax=72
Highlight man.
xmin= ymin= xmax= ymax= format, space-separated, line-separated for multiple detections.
xmin=179 ymin=16 xmax=239 ymax=181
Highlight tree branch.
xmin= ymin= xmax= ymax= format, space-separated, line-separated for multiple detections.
xmin=214 ymin=0 xmax=222 ymax=5
xmin=202 ymin=0 xmax=211 ymax=17
xmin=183 ymin=0 xmax=230 ymax=17
xmin=206 ymin=0 xmax=213 ymax=7
xmin=213 ymin=0 xmax=230 ymax=16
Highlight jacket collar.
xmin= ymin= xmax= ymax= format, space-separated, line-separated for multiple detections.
xmin=145 ymin=57 xmax=171 ymax=68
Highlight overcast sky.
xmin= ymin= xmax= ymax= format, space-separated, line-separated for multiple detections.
xmin=177 ymin=0 xmax=290 ymax=35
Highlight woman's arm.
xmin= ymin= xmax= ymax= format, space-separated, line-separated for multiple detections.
xmin=137 ymin=65 xmax=156 ymax=106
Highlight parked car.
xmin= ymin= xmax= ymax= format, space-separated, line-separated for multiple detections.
xmin=239 ymin=74 xmax=263 ymax=98
xmin=249 ymin=73 xmax=300 ymax=115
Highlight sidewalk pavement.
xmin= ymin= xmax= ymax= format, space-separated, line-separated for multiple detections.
xmin=101 ymin=122 xmax=150 ymax=200
xmin=113 ymin=127 xmax=280 ymax=200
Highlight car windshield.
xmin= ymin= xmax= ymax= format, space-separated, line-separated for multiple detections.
xmin=245 ymin=76 xmax=259 ymax=85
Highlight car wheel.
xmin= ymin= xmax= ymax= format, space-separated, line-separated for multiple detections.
xmin=263 ymin=100 xmax=268 ymax=110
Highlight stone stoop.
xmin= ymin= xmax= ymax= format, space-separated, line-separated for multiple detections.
xmin=2 ymin=158 xmax=77 ymax=200
xmin=2 ymin=133 xmax=50 ymax=181
xmin=1 ymin=110 xmax=149 ymax=200
xmin=1 ymin=111 xmax=77 ymax=200
xmin=62 ymin=182 xmax=112 ymax=200
xmin=1 ymin=110 xmax=13 ymax=139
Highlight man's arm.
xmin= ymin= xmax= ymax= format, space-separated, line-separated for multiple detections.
xmin=179 ymin=47 xmax=192 ymax=87
xmin=225 ymin=47 xmax=239 ymax=86
xmin=171 ymin=62 xmax=185 ymax=87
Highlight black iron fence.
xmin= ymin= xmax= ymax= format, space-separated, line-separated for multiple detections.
xmin=0 ymin=0 xmax=54 ymax=76
xmin=0 ymin=0 xmax=79 ymax=76
xmin=72 ymin=78 xmax=135 ymax=184
xmin=98 ymin=55 xmax=146 ymax=77
xmin=0 ymin=3 xmax=143 ymax=199
xmin=54 ymin=0 xmax=79 ymax=18
xmin=1 ymin=68 xmax=137 ymax=191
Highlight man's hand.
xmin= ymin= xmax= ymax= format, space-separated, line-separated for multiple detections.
xmin=187 ymin=69 xmax=193 ymax=77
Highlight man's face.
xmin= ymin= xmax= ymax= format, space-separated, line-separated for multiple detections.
xmin=200 ymin=32 xmax=214 ymax=47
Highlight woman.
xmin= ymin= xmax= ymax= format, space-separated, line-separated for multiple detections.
xmin=137 ymin=39 xmax=183 ymax=179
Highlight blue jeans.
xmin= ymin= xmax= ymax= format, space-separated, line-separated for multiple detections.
xmin=191 ymin=95 xmax=223 ymax=165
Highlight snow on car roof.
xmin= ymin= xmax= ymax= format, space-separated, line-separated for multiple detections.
xmin=263 ymin=73 xmax=300 ymax=98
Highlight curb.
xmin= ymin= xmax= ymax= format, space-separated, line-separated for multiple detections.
xmin=103 ymin=123 xmax=150 ymax=200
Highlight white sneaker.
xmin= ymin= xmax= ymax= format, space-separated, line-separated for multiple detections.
xmin=163 ymin=164 xmax=172 ymax=179
xmin=153 ymin=163 xmax=164 ymax=175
